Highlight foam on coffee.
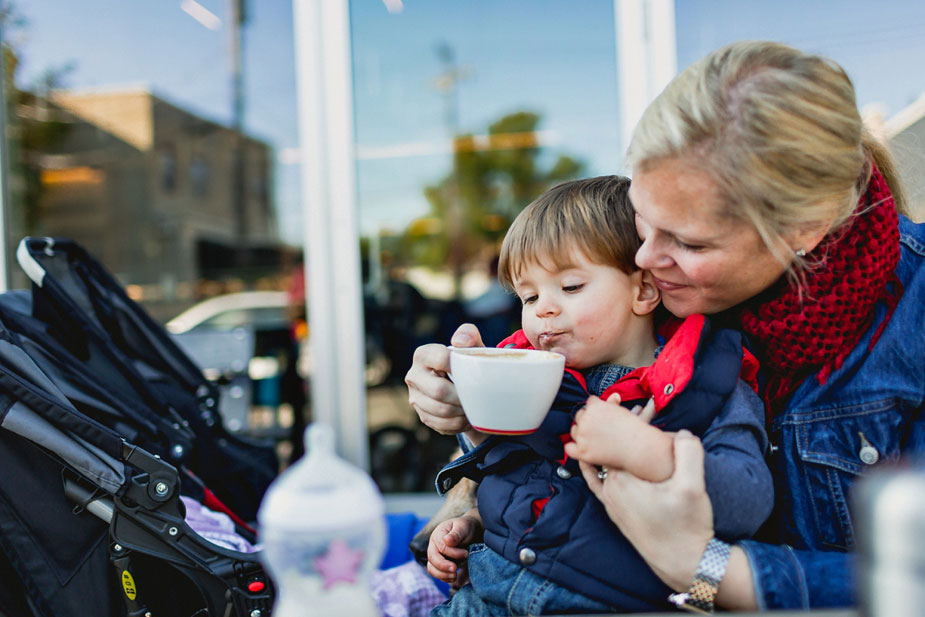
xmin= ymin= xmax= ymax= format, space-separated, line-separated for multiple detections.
xmin=452 ymin=348 xmax=558 ymax=361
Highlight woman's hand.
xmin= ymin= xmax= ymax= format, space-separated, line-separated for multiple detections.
xmin=426 ymin=509 xmax=483 ymax=587
xmin=579 ymin=429 xmax=714 ymax=592
xmin=405 ymin=324 xmax=484 ymax=435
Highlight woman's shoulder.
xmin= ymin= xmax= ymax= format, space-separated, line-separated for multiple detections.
xmin=897 ymin=215 xmax=925 ymax=298
xmin=899 ymin=215 xmax=925 ymax=257
xmin=875 ymin=215 xmax=924 ymax=360
xmin=784 ymin=217 xmax=923 ymax=415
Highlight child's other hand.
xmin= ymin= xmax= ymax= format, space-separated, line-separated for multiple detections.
xmin=565 ymin=395 xmax=630 ymax=465
xmin=426 ymin=513 xmax=482 ymax=586
xmin=565 ymin=395 xmax=654 ymax=467
xmin=627 ymin=395 xmax=657 ymax=423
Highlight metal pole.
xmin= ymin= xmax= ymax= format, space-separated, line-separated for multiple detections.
xmin=436 ymin=42 xmax=465 ymax=301
xmin=0 ymin=22 xmax=12 ymax=291
xmin=230 ymin=0 xmax=247 ymax=244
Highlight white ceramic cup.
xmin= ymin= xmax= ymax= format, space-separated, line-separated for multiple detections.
xmin=449 ymin=346 xmax=565 ymax=434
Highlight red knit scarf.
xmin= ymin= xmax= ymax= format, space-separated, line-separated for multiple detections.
xmin=739 ymin=165 xmax=903 ymax=416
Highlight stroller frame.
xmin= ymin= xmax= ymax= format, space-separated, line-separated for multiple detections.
xmin=64 ymin=443 xmax=273 ymax=617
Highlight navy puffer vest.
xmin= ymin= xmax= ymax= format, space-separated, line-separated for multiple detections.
xmin=436 ymin=315 xmax=754 ymax=611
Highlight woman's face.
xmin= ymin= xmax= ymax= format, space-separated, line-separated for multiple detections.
xmin=629 ymin=158 xmax=789 ymax=317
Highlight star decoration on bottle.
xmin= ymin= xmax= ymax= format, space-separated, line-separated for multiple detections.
xmin=313 ymin=539 xmax=365 ymax=589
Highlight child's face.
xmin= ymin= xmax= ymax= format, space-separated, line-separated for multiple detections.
xmin=512 ymin=250 xmax=645 ymax=369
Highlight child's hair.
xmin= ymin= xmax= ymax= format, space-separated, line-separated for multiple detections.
xmin=498 ymin=175 xmax=638 ymax=290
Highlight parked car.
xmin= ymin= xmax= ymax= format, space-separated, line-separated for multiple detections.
xmin=166 ymin=291 xmax=305 ymax=437
xmin=166 ymin=291 xmax=293 ymax=337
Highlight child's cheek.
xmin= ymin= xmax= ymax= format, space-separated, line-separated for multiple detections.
xmin=522 ymin=318 xmax=540 ymax=349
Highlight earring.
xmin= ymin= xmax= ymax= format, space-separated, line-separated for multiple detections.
xmin=795 ymin=248 xmax=807 ymax=257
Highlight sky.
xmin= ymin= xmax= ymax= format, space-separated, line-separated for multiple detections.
xmin=14 ymin=0 xmax=925 ymax=244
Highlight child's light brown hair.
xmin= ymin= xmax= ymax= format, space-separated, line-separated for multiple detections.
xmin=498 ymin=175 xmax=639 ymax=290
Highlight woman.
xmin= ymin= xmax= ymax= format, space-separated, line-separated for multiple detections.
xmin=405 ymin=40 xmax=925 ymax=611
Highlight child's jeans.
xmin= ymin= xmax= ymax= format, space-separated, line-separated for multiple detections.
xmin=430 ymin=543 xmax=615 ymax=617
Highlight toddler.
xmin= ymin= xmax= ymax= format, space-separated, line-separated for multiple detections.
xmin=427 ymin=176 xmax=772 ymax=615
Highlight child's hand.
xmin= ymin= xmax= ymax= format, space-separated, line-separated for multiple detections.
xmin=426 ymin=511 xmax=483 ymax=587
xmin=566 ymin=394 xmax=673 ymax=481
xmin=565 ymin=395 xmax=638 ymax=467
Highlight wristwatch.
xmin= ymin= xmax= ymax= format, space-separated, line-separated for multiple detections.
xmin=668 ymin=538 xmax=731 ymax=614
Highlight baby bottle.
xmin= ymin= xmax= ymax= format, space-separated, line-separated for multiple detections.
xmin=258 ymin=423 xmax=385 ymax=617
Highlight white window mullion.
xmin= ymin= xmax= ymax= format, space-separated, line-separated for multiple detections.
xmin=293 ymin=0 xmax=368 ymax=469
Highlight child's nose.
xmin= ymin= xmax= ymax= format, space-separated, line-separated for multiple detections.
xmin=534 ymin=296 xmax=560 ymax=317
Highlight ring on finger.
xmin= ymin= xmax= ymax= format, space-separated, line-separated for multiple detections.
xmin=597 ymin=466 xmax=609 ymax=481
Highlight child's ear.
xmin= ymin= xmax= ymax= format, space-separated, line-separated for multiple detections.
xmin=631 ymin=270 xmax=660 ymax=316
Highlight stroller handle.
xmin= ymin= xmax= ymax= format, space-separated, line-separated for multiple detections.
xmin=63 ymin=476 xmax=114 ymax=523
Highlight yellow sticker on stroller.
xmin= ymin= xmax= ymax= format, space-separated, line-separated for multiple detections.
xmin=121 ymin=570 xmax=137 ymax=600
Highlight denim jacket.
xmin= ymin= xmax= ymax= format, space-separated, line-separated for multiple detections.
xmin=740 ymin=215 xmax=925 ymax=609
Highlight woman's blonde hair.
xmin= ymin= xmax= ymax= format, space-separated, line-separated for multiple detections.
xmin=625 ymin=40 xmax=906 ymax=268
xmin=498 ymin=176 xmax=638 ymax=290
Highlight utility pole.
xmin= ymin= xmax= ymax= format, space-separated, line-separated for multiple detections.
xmin=230 ymin=0 xmax=248 ymax=247
xmin=434 ymin=42 xmax=467 ymax=301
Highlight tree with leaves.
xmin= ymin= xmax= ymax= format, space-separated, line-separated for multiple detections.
xmin=404 ymin=110 xmax=584 ymax=299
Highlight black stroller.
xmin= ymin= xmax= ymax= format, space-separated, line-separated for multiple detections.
xmin=0 ymin=237 xmax=280 ymax=616
xmin=17 ymin=237 xmax=279 ymax=522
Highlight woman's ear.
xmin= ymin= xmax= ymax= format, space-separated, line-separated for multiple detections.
xmin=785 ymin=204 xmax=839 ymax=256
xmin=787 ymin=225 xmax=830 ymax=257
xmin=632 ymin=270 xmax=661 ymax=316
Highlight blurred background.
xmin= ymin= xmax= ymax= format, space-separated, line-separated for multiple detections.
xmin=4 ymin=0 xmax=925 ymax=498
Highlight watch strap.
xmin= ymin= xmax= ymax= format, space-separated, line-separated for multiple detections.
xmin=668 ymin=537 xmax=731 ymax=614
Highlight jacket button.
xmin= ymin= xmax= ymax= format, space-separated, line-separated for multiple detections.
xmin=556 ymin=465 xmax=572 ymax=479
xmin=859 ymin=445 xmax=879 ymax=465
xmin=519 ymin=547 xmax=536 ymax=566
xmin=858 ymin=431 xmax=880 ymax=465
xmin=441 ymin=476 xmax=453 ymax=491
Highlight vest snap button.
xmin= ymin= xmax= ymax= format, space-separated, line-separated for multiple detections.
xmin=663 ymin=383 xmax=674 ymax=395
xmin=441 ymin=476 xmax=453 ymax=491
xmin=519 ymin=547 xmax=536 ymax=566
xmin=556 ymin=465 xmax=572 ymax=480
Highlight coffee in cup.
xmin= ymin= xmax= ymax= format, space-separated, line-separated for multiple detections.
xmin=449 ymin=347 xmax=565 ymax=434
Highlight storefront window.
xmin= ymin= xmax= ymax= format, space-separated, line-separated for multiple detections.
xmin=5 ymin=1 xmax=307 ymax=464
xmin=350 ymin=1 xmax=624 ymax=490
xmin=4 ymin=0 xmax=923 ymax=501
